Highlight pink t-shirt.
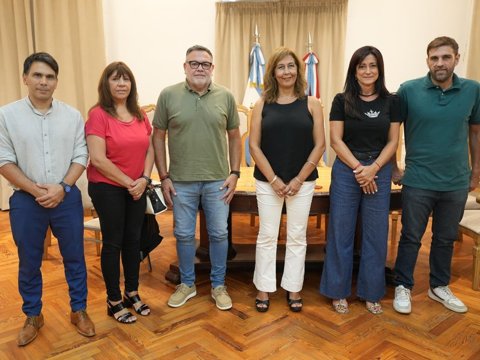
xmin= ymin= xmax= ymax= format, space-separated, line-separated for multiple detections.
xmin=85 ymin=106 xmax=152 ymax=187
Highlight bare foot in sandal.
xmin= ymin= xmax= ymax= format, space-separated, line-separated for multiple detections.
xmin=366 ymin=301 xmax=383 ymax=315
xmin=255 ymin=291 xmax=269 ymax=312
xmin=332 ymin=299 xmax=349 ymax=314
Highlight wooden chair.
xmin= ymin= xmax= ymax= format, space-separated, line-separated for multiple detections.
xmin=458 ymin=209 xmax=480 ymax=290
xmin=390 ymin=123 xmax=405 ymax=244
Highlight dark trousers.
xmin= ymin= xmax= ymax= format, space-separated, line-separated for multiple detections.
xmin=394 ymin=185 xmax=468 ymax=289
xmin=9 ymin=186 xmax=87 ymax=316
xmin=88 ymin=182 xmax=146 ymax=301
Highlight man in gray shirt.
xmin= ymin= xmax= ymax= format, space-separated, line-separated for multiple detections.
xmin=0 ymin=52 xmax=95 ymax=346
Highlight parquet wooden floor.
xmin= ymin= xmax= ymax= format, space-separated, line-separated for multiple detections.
xmin=0 ymin=210 xmax=479 ymax=359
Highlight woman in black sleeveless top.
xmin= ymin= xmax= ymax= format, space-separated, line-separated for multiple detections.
xmin=249 ymin=47 xmax=325 ymax=312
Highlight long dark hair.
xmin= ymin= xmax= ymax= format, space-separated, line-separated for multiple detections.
xmin=94 ymin=61 xmax=144 ymax=121
xmin=343 ymin=46 xmax=390 ymax=118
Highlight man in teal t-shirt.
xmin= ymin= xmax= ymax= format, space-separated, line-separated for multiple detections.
xmin=152 ymin=45 xmax=241 ymax=311
xmin=392 ymin=36 xmax=480 ymax=315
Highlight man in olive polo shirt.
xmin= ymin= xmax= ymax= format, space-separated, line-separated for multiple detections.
xmin=152 ymin=45 xmax=241 ymax=310
xmin=392 ymin=36 xmax=480 ymax=314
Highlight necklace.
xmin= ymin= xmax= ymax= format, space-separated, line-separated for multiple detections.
xmin=359 ymin=91 xmax=377 ymax=97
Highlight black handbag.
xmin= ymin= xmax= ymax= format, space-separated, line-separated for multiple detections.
xmin=140 ymin=214 xmax=163 ymax=260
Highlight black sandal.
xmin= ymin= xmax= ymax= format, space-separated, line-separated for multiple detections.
xmin=123 ymin=293 xmax=151 ymax=316
xmin=255 ymin=298 xmax=270 ymax=312
xmin=286 ymin=292 xmax=303 ymax=312
xmin=107 ymin=299 xmax=136 ymax=323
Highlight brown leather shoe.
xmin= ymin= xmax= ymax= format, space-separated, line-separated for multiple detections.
xmin=17 ymin=313 xmax=44 ymax=346
xmin=70 ymin=310 xmax=95 ymax=337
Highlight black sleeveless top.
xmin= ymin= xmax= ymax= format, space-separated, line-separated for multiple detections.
xmin=254 ymin=97 xmax=318 ymax=182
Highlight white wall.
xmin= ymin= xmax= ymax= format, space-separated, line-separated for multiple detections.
xmin=102 ymin=0 xmax=217 ymax=105
xmin=345 ymin=0 xmax=474 ymax=92
xmin=103 ymin=0 xmax=474 ymax=104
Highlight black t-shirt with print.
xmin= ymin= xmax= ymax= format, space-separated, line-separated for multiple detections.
xmin=329 ymin=93 xmax=401 ymax=152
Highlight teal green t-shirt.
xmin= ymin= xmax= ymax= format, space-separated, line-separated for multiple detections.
xmin=153 ymin=81 xmax=239 ymax=181
xmin=398 ymin=73 xmax=480 ymax=191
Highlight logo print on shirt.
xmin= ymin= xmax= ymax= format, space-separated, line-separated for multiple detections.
xmin=364 ymin=110 xmax=380 ymax=118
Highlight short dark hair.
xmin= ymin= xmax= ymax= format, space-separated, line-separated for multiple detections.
xmin=23 ymin=52 xmax=59 ymax=76
xmin=427 ymin=36 xmax=459 ymax=55
xmin=186 ymin=45 xmax=213 ymax=59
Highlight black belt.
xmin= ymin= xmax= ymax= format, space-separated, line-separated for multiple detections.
xmin=351 ymin=150 xmax=381 ymax=161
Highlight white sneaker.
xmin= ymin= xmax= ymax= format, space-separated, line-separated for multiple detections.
xmin=428 ymin=286 xmax=468 ymax=313
xmin=393 ymin=285 xmax=412 ymax=314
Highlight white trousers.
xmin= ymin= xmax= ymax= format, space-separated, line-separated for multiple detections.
xmin=253 ymin=180 xmax=315 ymax=293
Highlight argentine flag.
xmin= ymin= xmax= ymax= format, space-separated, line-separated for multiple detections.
xmin=242 ymin=43 xmax=265 ymax=108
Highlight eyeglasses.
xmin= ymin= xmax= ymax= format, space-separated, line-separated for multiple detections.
xmin=187 ymin=61 xmax=213 ymax=70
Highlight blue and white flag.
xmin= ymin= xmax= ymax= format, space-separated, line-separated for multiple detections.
xmin=242 ymin=43 xmax=265 ymax=108
xmin=303 ymin=52 xmax=320 ymax=99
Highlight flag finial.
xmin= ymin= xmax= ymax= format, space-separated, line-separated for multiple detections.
xmin=307 ymin=32 xmax=313 ymax=53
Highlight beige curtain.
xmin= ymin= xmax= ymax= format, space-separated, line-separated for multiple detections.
xmin=467 ymin=0 xmax=480 ymax=81
xmin=0 ymin=0 xmax=34 ymax=105
xmin=33 ymin=0 xmax=106 ymax=117
xmin=215 ymin=1 xmax=283 ymax=101
xmin=215 ymin=0 xmax=348 ymax=164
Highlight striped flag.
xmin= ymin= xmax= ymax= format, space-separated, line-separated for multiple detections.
xmin=303 ymin=52 xmax=320 ymax=99
xmin=242 ymin=43 xmax=265 ymax=108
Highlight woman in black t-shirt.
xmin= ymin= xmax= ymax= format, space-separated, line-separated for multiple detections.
xmin=319 ymin=46 xmax=401 ymax=315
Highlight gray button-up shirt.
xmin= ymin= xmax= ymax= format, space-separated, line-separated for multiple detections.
xmin=0 ymin=97 xmax=88 ymax=186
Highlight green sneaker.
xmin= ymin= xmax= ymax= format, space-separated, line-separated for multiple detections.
xmin=168 ymin=283 xmax=197 ymax=308
xmin=211 ymin=285 xmax=232 ymax=310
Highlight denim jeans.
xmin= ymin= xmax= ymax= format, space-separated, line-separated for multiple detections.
xmin=172 ymin=180 xmax=229 ymax=288
xmin=9 ymin=186 xmax=87 ymax=316
xmin=253 ymin=180 xmax=315 ymax=293
xmin=320 ymin=157 xmax=392 ymax=302
xmin=394 ymin=185 xmax=468 ymax=289
xmin=88 ymin=182 xmax=146 ymax=301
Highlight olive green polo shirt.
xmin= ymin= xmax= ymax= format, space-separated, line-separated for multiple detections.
xmin=153 ymin=81 xmax=239 ymax=181
xmin=398 ymin=73 xmax=480 ymax=191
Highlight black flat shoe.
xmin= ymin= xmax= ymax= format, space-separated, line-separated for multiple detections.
xmin=286 ymin=292 xmax=303 ymax=312
xmin=123 ymin=292 xmax=151 ymax=316
xmin=255 ymin=298 xmax=270 ymax=312
xmin=107 ymin=299 xmax=136 ymax=324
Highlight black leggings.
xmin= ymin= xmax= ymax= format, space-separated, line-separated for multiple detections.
xmin=88 ymin=182 xmax=146 ymax=301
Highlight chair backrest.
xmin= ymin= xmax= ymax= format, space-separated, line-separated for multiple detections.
xmin=237 ymin=104 xmax=255 ymax=167
xmin=76 ymin=171 xmax=93 ymax=210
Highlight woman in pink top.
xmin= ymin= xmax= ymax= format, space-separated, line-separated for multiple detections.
xmin=86 ymin=62 xmax=154 ymax=324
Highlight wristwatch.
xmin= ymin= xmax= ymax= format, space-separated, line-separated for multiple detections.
xmin=141 ymin=175 xmax=152 ymax=185
xmin=60 ymin=181 xmax=71 ymax=193
xmin=230 ymin=170 xmax=241 ymax=178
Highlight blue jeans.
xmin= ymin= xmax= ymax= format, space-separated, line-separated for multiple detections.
xmin=320 ymin=158 xmax=391 ymax=302
xmin=9 ymin=187 xmax=87 ymax=316
xmin=172 ymin=181 xmax=229 ymax=288
xmin=394 ymin=185 xmax=468 ymax=289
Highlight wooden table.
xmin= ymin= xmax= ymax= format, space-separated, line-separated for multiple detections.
xmin=165 ymin=167 xmax=402 ymax=283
